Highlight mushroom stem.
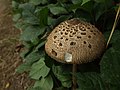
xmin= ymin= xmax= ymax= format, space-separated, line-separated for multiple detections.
xmin=72 ymin=64 xmax=77 ymax=90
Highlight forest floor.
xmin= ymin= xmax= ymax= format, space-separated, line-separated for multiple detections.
xmin=0 ymin=0 xmax=33 ymax=90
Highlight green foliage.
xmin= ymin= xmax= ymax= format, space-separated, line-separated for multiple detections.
xmin=20 ymin=26 xmax=45 ymax=41
xmin=71 ymin=0 xmax=82 ymax=4
xmin=29 ymin=0 xmax=48 ymax=5
xmin=100 ymin=31 xmax=120 ymax=87
xmin=13 ymin=0 xmax=120 ymax=90
xmin=81 ymin=0 xmax=90 ymax=5
xmin=29 ymin=58 xmax=50 ymax=80
xmin=52 ymin=65 xmax=72 ymax=88
xmin=76 ymin=72 xmax=105 ymax=90
xmin=16 ymin=51 xmax=45 ymax=73
xmin=50 ymin=6 xmax=68 ymax=15
xmin=33 ymin=75 xmax=53 ymax=90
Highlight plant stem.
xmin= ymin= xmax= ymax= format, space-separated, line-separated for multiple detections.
xmin=106 ymin=5 xmax=120 ymax=48
xmin=72 ymin=64 xmax=77 ymax=90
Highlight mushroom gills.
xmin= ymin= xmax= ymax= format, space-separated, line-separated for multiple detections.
xmin=64 ymin=52 xmax=72 ymax=62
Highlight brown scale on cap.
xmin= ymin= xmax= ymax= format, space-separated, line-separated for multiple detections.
xmin=45 ymin=18 xmax=106 ymax=64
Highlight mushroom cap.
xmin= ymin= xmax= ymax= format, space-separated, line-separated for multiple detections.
xmin=45 ymin=18 xmax=106 ymax=64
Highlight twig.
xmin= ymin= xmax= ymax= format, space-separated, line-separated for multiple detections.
xmin=106 ymin=5 xmax=120 ymax=48
xmin=72 ymin=64 xmax=77 ymax=90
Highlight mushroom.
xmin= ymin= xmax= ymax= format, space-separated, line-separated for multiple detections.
xmin=45 ymin=18 xmax=106 ymax=90
xmin=45 ymin=18 xmax=106 ymax=64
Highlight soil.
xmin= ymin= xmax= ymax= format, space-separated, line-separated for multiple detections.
xmin=0 ymin=0 xmax=33 ymax=90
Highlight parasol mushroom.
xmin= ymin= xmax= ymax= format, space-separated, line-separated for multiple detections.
xmin=45 ymin=18 xmax=106 ymax=64
xmin=45 ymin=18 xmax=106 ymax=90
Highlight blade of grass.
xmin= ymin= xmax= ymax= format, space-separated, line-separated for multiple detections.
xmin=106 ymin=5 xmax=120 ymax=48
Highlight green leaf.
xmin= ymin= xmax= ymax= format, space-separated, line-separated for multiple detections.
xmin=13 ymin=13 xmax=21 ymax=22
xmin=20 ymin=26 xmax=45 ymax=41
xmin=14 ymin=20 xmax=29 ymax=30
xmin=52 ymin=65 xmax=72 ymax=88
xmin=104 ymin=30 xmax=120 ymax=44
xmin=16 ymin=63 xmax=31 ymax=73
xmin=36 ymin=7 xmax=49 ymax=28
xmin=100 ymin=42 xmax=120 ymax=85
xmin=94 ymin=0 xmax=105 ymax=3
xmin=54 ymin=15 xmax=71 ymax=26
xmin=34 ymin=75 xmax=53 ymax=90
xmin=81 ymin=1 xmax=94 ymax=13
xmin=31 ymin=38 xmax=40 ymax=45
xmin=19 ymin=3 xmax=35 ymax=13
xmin=35 ymin=40 xmax=46 ymax=52
xmin=12 ymin=1 xmax=19 ymax=8
xmin=81 ymin=0 xmax=90 ymax=5
xmin=16 ymin=51 xmax=43 ymax=73
xmin=72 ymin=0 xmax=82 ymax=4
xmin=22 ymin=13 xmax=39 ymax=25
xmin=50 ymin=6 xmax=68 ymax=15
xmin=48 ymin=16 xmax=56 ymax=26
xmin=57 ymin=0 xmax=69 ymax=3
xmin=29 ymin=0 xmax=48 ymax=5
xmin=22 ymin=41 xmax=33 ymax=49
xmin=25 ymin=51 xmax=43 ymax=62
xmin=20 ymin=49 xmax=29 ymax=59
xmin=74 ymin=9 xmax=92 ymax=22
xmin=94 ymin=0 xmax=113 ymax=3
xmin=29 ymin=58 xmax=50 ymax=80
xmin=93 ymin=3 xmax=106 ymax=21
xmin=76 ymin=72 xmax=105 ymax=90
xmin=19 ymin=3 xmax=39 ymax=25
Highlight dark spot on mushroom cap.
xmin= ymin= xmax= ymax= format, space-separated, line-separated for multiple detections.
xmin=72 ymin=32 xmax=76 ymax=35
xmin=65 ymin=32 xmax=68 ymax=35
xmin=52 ymin=49 xmax=57 ymax=56
xmin=81 ymin=28 xmax=86 ymax=31
xmin=69 ymin=35 xmax=73 ymax=37
xmin=66 ymin=30 xmax=70 ymax=32
xmin=88 ymin=44 xmax=92 ymax=48
xmin=88 ymin=35 xmax=91 ymax=38
xmin=93 ymin=33 xmax=96 ymax=35
xmin=70 ymin=42 xmax=76 ymax=45
xmin=90 ymin=30 xmax=93 ymax=32
xmin=81 ymin=33 xmax=86 ymax=35
xmin=77 ymin=36 xmax=81 ymax=39
xmin=69 ymin=30 xmax=73 ymax=32
xmin=65 ymin=38 xmax=68 ymax=41
xmin=87 ymin=27 xmax=90 ymax=29
xmin=54 ymin=36 xmax=57 ymax=39
xmin=60 ymin=37 xmax=63 ymax=39
xmin=59 ymin=43 xmax=62 ymax=46
xmin=79 ymin=26 xmax=86 ymax=31
xmin=74 ymin=29 xmax=78 ymax=32
xmin=61 ymin=32 xmax=63 ymax=35
xmin=83 ymin=41 xmax=86 ymax=44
